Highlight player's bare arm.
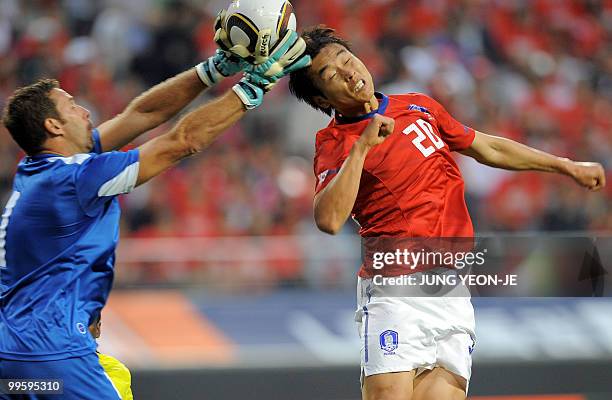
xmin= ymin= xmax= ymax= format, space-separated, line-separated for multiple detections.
xmin=135 ymin=88 xmax=246 ymax=186
xmin=460 ymin=131 xmax=606 ymax=191
xmin=96 ymin=69 xmax=208 ymax=152
xmin=314 ymin=114 xmax=394 ymax=234
xmin=133 ymin=24 xmax=311 ymax=187
xmin=95 ymin=11 xmax=246 ymax=153
xmin=134 ymin=27 xmax=311 ymax=186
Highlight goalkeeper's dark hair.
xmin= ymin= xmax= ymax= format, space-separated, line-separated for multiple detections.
xmin=2 ymin=78 xmax=63 ymax=155
xmin=288 ymin=25 xmax=352 ymax=116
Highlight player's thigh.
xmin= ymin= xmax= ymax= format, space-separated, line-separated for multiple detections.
xmin=362 ymin=370 xmax=415 ymax=400
xmin=412 ymin=367 xmax=466 ymax=400
xmin=0 ymin=354 xmax=120 ymax=400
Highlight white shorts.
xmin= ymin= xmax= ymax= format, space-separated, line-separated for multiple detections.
xmin=355 ymin=276 xmax=476 ymax=389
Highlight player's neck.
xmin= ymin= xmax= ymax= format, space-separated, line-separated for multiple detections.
xmin=37 ymin=139 xmax=79 ymax=158
xmin=338 ymin=95 xmax=380 ymax=118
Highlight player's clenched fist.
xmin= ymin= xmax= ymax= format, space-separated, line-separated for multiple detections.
xmin=357 ymin=114 xmax=395 ymax=150
xmin=569 ymin=161 xmax=606 ymax=191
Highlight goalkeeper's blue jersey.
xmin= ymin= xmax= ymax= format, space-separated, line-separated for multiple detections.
xmin=0 ymin=130 xmax=139 ymax=361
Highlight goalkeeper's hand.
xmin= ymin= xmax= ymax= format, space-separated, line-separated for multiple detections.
xmin=242 ymin=29 xmax=312 ymax=91
xmin=195 ymin=10 xmax=246 ymax=87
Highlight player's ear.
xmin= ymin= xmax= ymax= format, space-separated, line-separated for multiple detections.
xmin=313 ymin=95 xmax=331 ymax=110
xmin=44 ymin=118 xmax=63 ymax=136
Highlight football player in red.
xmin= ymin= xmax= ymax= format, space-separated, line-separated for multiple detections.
xmin=280 ymin=26 xmax=606 ymax=400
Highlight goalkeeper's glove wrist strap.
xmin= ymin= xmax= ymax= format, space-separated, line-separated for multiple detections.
xmin=232 ymin=79 xmax=264 ymax=110
xmin=196 ymin=58 xmax=224 ymax=88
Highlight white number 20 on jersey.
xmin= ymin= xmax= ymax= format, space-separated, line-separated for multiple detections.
xmin=403 ymin=119 xmax=444 ymax=157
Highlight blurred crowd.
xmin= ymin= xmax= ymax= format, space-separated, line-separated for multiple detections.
xmin=1 ymin=0 xmax=611 ymax=243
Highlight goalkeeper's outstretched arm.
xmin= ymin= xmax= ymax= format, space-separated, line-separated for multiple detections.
xmin=96 ymin=69 xmax=210 ymax=152
xmin=135 ymin=90 xmax=246 ymax=186
xmin=96 ymin=10 xmax=244 ymax=152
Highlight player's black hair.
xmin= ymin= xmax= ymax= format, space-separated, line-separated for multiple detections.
xmin=288 ymin=25 xmax=353 ymax=116
xmin=2 ymin=78 xmax=64 ymax=155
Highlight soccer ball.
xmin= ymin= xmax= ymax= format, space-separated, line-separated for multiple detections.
xmin=224 ymin=0 xmax=297 ymax=61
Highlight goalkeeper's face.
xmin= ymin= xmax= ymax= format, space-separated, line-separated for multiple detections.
xmin=308 ymin=43 xmax=376 ymax=116
xmin=48 ymin=88 xmax=95 ymax=153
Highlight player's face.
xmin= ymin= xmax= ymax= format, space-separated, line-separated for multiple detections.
xmin=48 ymin=88 xmax=94 ymax=153
xmin=308 ymin=43 xmax=376 ymax=116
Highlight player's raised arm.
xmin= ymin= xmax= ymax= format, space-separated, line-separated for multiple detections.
xmin=460 ymin=131 xmax=606 ymax=191
xmin=135 ymin=26 xmax=310 ymax=186
xmin=314 ymin=115 xmax=394 ymax=235
xmin=96 ymin=69 xmax=210 ymax=152
xmin=96 ymin=11 xmax=245 ymax=152
xmin=134 ymin=71 xmax=268 ymax=186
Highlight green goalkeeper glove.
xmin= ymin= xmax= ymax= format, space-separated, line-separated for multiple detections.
xmin=243 ymin=29 xmax=311 ymax=90
xmin=196 ymin=49 xmax=244 ymax=88
xmin=232 ymin=74 xmax=267 ymax=110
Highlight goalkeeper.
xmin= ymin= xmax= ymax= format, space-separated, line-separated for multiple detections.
xmin=0 ymin=11 xmax=309 ymax=400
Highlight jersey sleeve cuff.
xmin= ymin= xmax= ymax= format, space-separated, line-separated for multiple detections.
xmin=91 ymin=129 xmax=103 ymax=154
xmin=314 ymin=168 xmax=340 ymax=195
xmin=451 ymin=126 xmax=476 ymax=151
xmin=96 ymin=150 xmax=140 ymax=197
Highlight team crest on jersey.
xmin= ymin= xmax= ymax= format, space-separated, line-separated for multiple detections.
xmin=408 ymin=104 xmax=429 ymax=114
xmin=76 ymin=322 xmax=86 ymax=334
xmin=408 ymin=104 xmax=435 ymax=122
xmin=379 ymin=330 xmax=399 ymax=354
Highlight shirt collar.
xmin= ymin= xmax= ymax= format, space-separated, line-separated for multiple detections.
xmin=334 ymin=92 xmax=389 ymax=125
xmin=27 ymin=152 xmax=64 ymax=162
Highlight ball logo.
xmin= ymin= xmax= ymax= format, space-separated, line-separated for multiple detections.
xmin=76 ymin=322 xmax=87 ymax=335
xmin=379 ymin=330 xmax=399 ymax=355
xmin=225 ymin=1 xmax=296 ymax=58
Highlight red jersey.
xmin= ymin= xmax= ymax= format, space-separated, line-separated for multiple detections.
xmin=313 ymin=93 xmax=476 ymax=278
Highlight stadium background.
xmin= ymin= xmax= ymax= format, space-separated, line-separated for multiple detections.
xmin=1 ymin=0 xmax=611 ymax=398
